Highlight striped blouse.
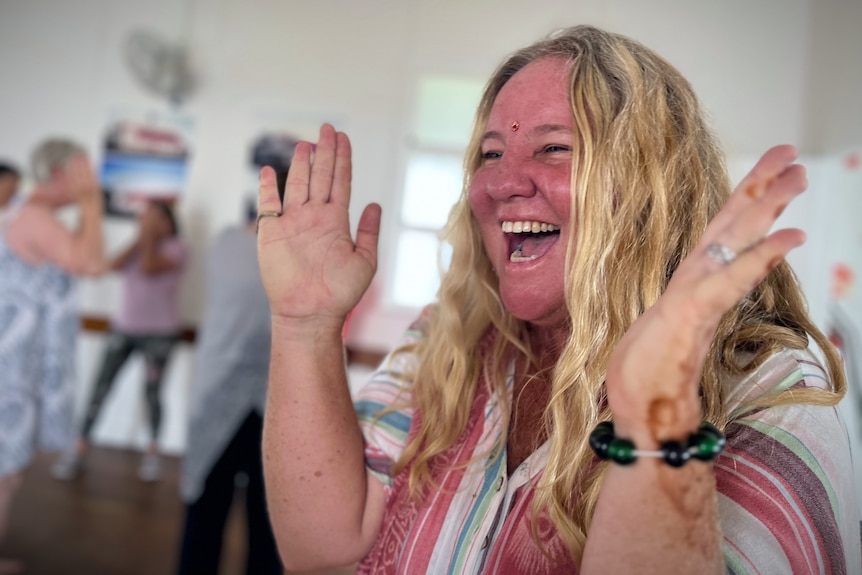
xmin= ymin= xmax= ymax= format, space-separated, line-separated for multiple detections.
xmin=354 ymin=320 xmax=861 ymax=574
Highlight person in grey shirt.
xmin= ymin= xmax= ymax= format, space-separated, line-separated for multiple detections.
xmin=176 ymin=199 xmax=282 ymax=575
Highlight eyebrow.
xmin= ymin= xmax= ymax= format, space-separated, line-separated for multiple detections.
xmin=481 ymin=123 xmax=572 ymax=143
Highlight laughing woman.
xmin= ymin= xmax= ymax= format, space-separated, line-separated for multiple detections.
xmin=257 ymin=26 xmax=859 ymax=574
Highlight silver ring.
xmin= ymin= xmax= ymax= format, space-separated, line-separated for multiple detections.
xmin=705 ymin=242 xmax=737 ymax=266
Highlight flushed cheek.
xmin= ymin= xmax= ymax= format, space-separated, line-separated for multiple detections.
xmin=467 ymin=178 xmax=493 ymax=217
xmin=467 ymin=182 xmax=497 ymax=239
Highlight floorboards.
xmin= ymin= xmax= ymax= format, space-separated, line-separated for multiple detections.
xmin=3 ymin=448 xmax=352 ymax=575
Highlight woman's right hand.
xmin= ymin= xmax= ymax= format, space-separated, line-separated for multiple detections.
xmin=63 ymin=154 xmax=101 ymax=203
xmin=257 ymin=124 xmax=381 ymax=331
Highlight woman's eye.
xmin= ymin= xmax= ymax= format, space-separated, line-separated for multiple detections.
xmin=543 ymin=145 xmax=571 ymax=153
xmin=481 ymin=151 xmax=502 ymax=161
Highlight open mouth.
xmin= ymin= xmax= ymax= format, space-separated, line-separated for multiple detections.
xmin=502 ymin=220 xmax=561 ymax=263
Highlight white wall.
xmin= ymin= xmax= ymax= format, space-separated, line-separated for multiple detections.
xmin=0 ymin=0 xmax=814 ymax=327
xmin=803 ymin=0 xmax=862 ymax=154
xmin=2 ymin=1 xmax=860 ymax=494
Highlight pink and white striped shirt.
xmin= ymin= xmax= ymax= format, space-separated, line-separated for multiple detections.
xmin=354 ymin=320 xmax=861 ymax=574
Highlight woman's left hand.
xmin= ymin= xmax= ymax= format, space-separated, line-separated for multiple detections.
xmin=605 ymin=145 xmax=807 ymax=447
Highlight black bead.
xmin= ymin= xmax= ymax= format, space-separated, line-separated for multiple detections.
xmin=589 ymin=423 xmax=615 ymax=460
xmin=661 ymin=440 xmax=691 ymax=468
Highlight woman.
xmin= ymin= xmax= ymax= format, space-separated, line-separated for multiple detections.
xmin=0 ymin=140 xmax=104 ymax=574
xmin=52 ymin=200 xmax=188 ymax=482
xmin=257 ymin=26 xmax=860 ymax=573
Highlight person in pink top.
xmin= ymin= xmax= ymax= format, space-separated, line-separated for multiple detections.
xmin=53 ymin=200 xmax=188 ymax=483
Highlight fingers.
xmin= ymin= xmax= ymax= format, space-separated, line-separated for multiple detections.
xmin=716 ymin=163 xmax=806 ymax=254
xmin=695 ymin=144 xmax=807 ymax=274
xmin=668 ymin=145 xmax=810 ymax=323
xmin=354 ymin=203 xmax=382 ymax=269
xmin=693 ymin=228 xmax=805 ymax=317
xmin=309 ymin=124 xmax=337 ymax=203
xmin=704 ymin=145 xmax=799 ymax=242
xmin=283 ymin=142 xmax=312 ymax=208
xmin=257 ymin=166 xmax=282 ymax=235
xmin=331 ymin=131 xmax=352 ymax=209
xmin=278 ymin=124 xmax=350 ymax=209
xmin=64 ymin=154 xmax=99 ymax=199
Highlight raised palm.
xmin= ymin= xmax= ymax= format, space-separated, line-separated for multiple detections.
xmin=605 ymin=145 xmax=808 ymax=443
xmin=257 ymin=125 xmax=381 ymax=328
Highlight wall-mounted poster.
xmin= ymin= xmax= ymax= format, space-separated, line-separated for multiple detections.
xmin=99 ymin=110 xmax=194 ymax=217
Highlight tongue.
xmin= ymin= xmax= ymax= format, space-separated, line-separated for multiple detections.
xmin=519 ymin=234 xmax=559 ymax=259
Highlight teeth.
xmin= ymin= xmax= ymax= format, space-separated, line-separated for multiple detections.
xmin=500 ymin=220 xmax=558 ymax=233
xmin=510 ymin=251 xmax=537 ymax=263
xmin=510 ymin=243 xmax=535 ymax=263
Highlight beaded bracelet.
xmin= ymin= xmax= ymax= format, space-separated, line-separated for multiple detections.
xmin=588 ymin=421 xmax=726 ymax=467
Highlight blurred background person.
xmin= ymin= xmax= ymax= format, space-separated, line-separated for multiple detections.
xmin=175 ymin=188 xmax=285 ymax=575
xmin=0 ymin=139 xmax=104 ymax=574
xmin=0 ymin=163 xmax=20 ymax=213
xmin=52 ymin=200 xmax=188 ymax=482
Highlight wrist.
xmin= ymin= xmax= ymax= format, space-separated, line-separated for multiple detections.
xmin=80 ymin=193 xmax=103 ymax=208
xmin=271 ymin=314 xmax=347 ymax=345
xmin=590 ymin=420 xmax=725 ymax=468
xmin=612 ymin=397 xmax=701 ymax=451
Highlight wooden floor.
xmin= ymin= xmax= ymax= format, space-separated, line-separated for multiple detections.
xmin=3 ymin=448 xmax=353 ymax=575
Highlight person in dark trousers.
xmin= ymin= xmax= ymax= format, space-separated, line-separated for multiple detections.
xmin=176 ymin=186 xmax=286 ymax=575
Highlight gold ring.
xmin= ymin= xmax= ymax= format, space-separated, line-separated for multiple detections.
xmin=256 ymin=210 xmax=282 ymax=233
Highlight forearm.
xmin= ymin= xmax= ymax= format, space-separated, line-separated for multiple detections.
xmin=581 ymin=424 xmax=724 ymax=573
xmin=72 ymin=196 xmax=104 ymax=275
xmin=137 ymin=235 xmax=178 ymax=274
xmin=263 ymin=317 xmax=382 ymax=569
xmin=138 ymin=235 xmax=161 ymax=273
xmin=108 ymin=241 xmax=139 ymax=271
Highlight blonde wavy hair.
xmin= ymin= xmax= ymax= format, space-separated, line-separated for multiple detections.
xmin=391 ymin=25 xmax=846 ymax=562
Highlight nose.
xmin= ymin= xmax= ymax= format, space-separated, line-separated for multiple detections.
xmin=484 ymin=157 xmax=536 ymax=201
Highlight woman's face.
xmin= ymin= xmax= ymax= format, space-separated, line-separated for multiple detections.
xmin=468 ymin=57 xmax=575 ymax=328
xmin=141 ymin=203 xmax=173 ymax=238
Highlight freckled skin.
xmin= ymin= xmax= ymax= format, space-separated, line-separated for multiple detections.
xmin=468 ymin=57 xmax=576 ymax=328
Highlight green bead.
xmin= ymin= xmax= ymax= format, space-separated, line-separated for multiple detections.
xmin=607 ymin=438 xmax=636 ymax=465
xmin=698 ymin=422 xmax=727 ymax=449
xmin=688 ymin=431 xmax=723 ymax=461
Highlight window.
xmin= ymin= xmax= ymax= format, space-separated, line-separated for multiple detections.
xmin=389 ymin=75 xmax=485 ymax=308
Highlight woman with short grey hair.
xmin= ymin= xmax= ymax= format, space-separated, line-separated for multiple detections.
xmin=0 ymin=138 xmax=104 ymax=574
